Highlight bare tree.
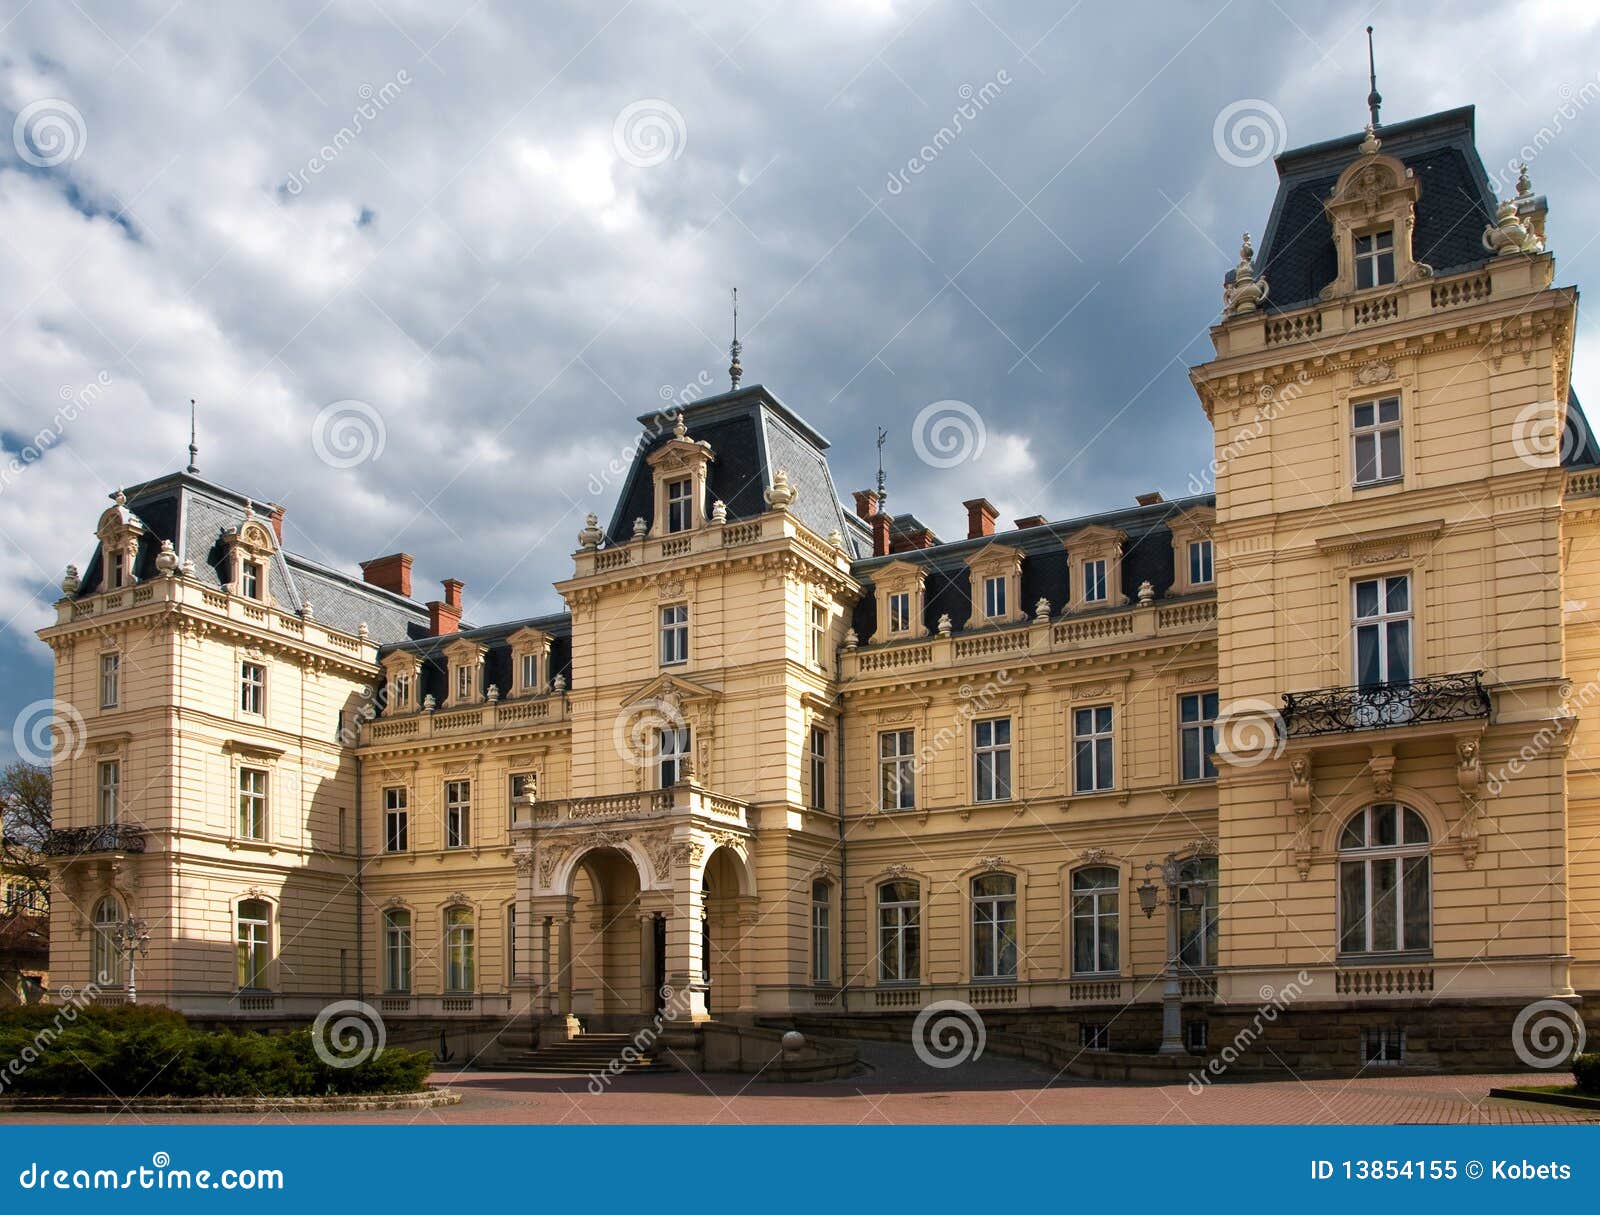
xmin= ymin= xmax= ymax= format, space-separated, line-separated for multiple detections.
xmin=0 ymin=761 xmax=51 ymax=920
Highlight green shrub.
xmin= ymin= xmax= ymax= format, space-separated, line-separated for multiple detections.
xmin=0 ymin=1004 xmax=432 ymax=1098
xmin=1573 ymin=1052 xmax=1600 ymax=1095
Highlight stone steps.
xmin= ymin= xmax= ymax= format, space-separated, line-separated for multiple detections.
xmin=497 ymin=1033 xmax=675 ymax=1075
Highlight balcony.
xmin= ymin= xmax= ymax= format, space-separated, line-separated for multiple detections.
xmin=43 ymin=824 xmax=148 ymax=856
xmin=1280 ymin=672 xmax=1490 ymax=739
xmin=511 ymin=784 xmax=752 ymax=833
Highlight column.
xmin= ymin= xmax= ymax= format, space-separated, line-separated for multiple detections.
xmin=557 ymin=914 xmax=574 ymax=1017
xmin=736 ymin=896 xmax=760 ymax=1012
xmin=664 ymin=853 xmax=711 ymax=1022
xmin=638 ymin=911 xmax=658 ymax=1015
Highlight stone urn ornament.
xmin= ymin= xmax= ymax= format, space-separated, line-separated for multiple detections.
xmin=1224 ymin=233 xmax=1268 ymax=315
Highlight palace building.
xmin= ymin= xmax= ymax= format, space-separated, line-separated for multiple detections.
xmin=37 ymin=103 xmax=1600 ymax=1072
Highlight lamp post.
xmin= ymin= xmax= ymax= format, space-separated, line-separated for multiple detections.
xmin=1138 ymin=853 xmax=1209 ymax=1055
xmin=112 ymin=916 xmax=150 ymax=1005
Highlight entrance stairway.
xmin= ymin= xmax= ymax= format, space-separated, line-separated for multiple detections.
xmin=497 ymin=1032 xmax=676 ymax=1076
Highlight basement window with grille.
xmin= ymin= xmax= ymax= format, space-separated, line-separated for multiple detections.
xmin=1361 ymin=1027 xmax=1406 ymax=1065
xmin=1185 ymin=1021 xmax=1209 ymax=1053
xmin=1080 ymin=1023 xmax=1110 ymax=1052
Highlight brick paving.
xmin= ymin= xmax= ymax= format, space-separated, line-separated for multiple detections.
xmin=1 ymin=1045 xmax=1595 ymax=1126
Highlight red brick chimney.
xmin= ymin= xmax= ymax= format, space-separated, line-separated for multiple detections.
xmin=871 ymin=513 xmax=891 ymax=557
xmin=268 ymin=503 xmax=286 ymax=543
xmin=853 ymin=489 xmax=879 ymax=520
xmin=360 ymin=553 xmax=414 ymax=598
xmin=963 ymin=497 xmax=998 ymax=540
xmin=428 ymin=578 xmax=464 ymax=636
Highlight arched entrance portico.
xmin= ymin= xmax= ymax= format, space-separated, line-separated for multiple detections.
xmin=702 ymin=844 xmax=756 ymax=1016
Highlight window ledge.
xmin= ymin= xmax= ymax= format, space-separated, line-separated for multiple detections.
xmin=1335 ymin=951 xmax=1434 ymax=966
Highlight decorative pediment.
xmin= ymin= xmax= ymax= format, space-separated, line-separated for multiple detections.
xmin=442 ymin=637 xmax=486 ymax=666
xmin=1063 ymin=524 xmax=1127 ymax=554
xmin=1319 ymin=143 xmax=1429 ymax=299
xmin=1314 ymin=519 xmax=1442 ymax=564
xmin=1166 ymin=504 xmax=1215 ymax=539
xmin=507 ymin=626 xmax=550 ymax=650
xmin=870 ymin=559 xmax=927 ymax=590
xmin=964 ymin=542 xmax=1024 ymax=574
xmin=618 ymin=670 xmax=722 ymax=710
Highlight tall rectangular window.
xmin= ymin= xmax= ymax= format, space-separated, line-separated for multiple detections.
xmin=983 ymin=575 xmax=1007 ymax=619
xmin=1354 ymin=574 xmax=1411 ymax=688
xmin=445 ymin=779 xmax=471 ymax=849
xmin=99 ymin=653 xmax=120 ymax=709
xmin=659 ymin=726 xmax=690 ymax=787
xmin=507 ymin=904 xmax=519 ymax=978
xmin=520 ymin=652 xmax=539 ymax=691
xmin=1073 ymin=705 xmax=1114 ymax=793
xmin=811 ymin=881 xmax=831 ymax=984
xmin=1179 ymin=691 xmax=1219 ymax=782
xmin=1354 ymin=229 xmax=1395 ymax=289
xmin=1188 ymin=540 xmax=1213 ymax=586
xmin=810 ymin=603 xmax=828 ymax=665
xmin=383 ymin=910 xmax=411 ymax=993
xmin=972 ymin=873 xmax=1018 ymax=980
xmin=666 ymin=477 xmax=693 ymax=533
xmin=1353 ymin=396 xmax=1402 ymax=486
xmin=877 ymin=881 xmax=920 ymax=983
xmin=241 ymin=560 xmax=262 ymax=600
xmin=808 ymin=726 xmax=827 ymax=810
xmin=455 ymin=665 xmax=474 ymax=702
xmin=660 ymin=603 xmax=689 ymax=665
xmin=383 ymin=786 xmax=408 ymax=852
xmin=238 ymin=767 xmax=268 ymax=840
xmin=97 ymin=760 xmax=120 ymax=825
xmin=879 ymin=729 xmax=916 ymax=810
xmin=240 ymin=661 xmax=265 ymax=715
xmin=1082 ymin=559 xmax=1108 ymax=603
xmin=973 ymin=718 xmax=1012 ymax=802
xmin=888 ymin=592 xmax=911 ymax=633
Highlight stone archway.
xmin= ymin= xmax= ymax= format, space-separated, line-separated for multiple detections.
xmin=701 ymin=845 xmax=755 ymax=1016
xmin=564 ymin=846 xmax=646 ymax=1019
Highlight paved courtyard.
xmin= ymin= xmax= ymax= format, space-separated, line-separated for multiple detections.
xmin=1 ymin=1044 xmax=1595 ymax=1125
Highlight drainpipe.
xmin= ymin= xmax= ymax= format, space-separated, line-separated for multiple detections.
xmin=354 ymin=748 xmax=364 ymax=1003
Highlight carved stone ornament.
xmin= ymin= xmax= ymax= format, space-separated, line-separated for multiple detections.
xmin=764 ymin=468 xmax=798 ymax=512
xmin=883 ymin=864 xmax=912 ymax=880
xmin=1078 ymin=847 xmax=1116 ymax=864
xmin=1289 ymin=756 xmax=1313 ymax=816
xmin=1367 ymin=748 xmax=1396 ymax=798
xmin=1354 ymin=359 xmax=1394 ymax=386
xmin=1223 ymin=232 xmax=1268 ymax=316
xmin=1456 ymin=734 xmax=1485 ymax=869
xmin=973 ymin=855 xmax=1009 ymax=873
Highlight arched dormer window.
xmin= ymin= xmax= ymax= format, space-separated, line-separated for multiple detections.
xmin=222 ymin=503 xmax=278 ymax=604
xmin=95 ymin=490 xmax=145 ymax=592
xmin=507 ymin=626 xmax=553 ymax=695
xmin=645 ymin=418 xmax=714 ymax=538
xmin=1338 ymin=803 xmax=1431 ymax=955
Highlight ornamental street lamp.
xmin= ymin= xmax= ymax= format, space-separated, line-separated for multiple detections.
xmin=1139 ymin=853 xmax=1209 ymax=1055
xmin=112 ymin=916 xmax=150 ymax=1005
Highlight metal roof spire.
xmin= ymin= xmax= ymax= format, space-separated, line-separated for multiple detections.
xmin=1366 ymin=25 xmax=1382 ymax=130
xmin=728 ymin=287 xmax=743 ymax=390
xmin=875 ymin=426 xmax=888 ymax=508
xmin=187 ymin=399 xmax=199 ymax=474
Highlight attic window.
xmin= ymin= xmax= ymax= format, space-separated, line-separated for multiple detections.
xmin=666 ymin=478 xmax=693 ymax=533
xmin=240 ymin=560 xmax=263 ymax=600
xmin=889 ymin=592 xmax=911 ymax=633
xmin=1355 ymin=230 xmax=1395 ymax=289
xmin=108 ymin=552 xmax=128 ymax=589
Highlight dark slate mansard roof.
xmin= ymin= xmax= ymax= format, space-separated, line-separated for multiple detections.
xmin=848 ymin=495 xmax=1214 ymax=642
xmin=379 ymin=613 xmax=573 ymax=707
xmin=1252 ymin=106 xmax=1499 ymax=313
xmin=605 ymin=384 xmax=871 ymax=559
xmin=76 ymin=471 xmax=430 ymax=646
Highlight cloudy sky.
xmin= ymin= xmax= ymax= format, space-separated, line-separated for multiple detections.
xmin=2 ymin=0 xmax=1598 ymax=753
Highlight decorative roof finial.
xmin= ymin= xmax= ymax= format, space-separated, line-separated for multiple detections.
xmin=728 ymin=286 xmax=743 ymax=390
xmin=187 ymin=398 xmax=199 ymax=474
xmin=1365 ymin=25 xmax=1382 ymax=130
xmin=875 ymin=426 xmax=888 ymax=509
xmin=1516 ymin=162 xmax=1532 ymax=199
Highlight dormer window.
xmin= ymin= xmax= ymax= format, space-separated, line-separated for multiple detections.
xmin=889 ymin=592 xmax=911 ymax=633
xmin=1354 ymin=230 xmax=1395 ymax=289
xmin=1082 ymin=559 xmax=1108 ymax=604
xmin=108 ymin=552 xmax=127 ymax=588
xmin=455 ymin=665 xmax=473 ymax=701
xmin=666 ymin=478 xmax=693 ymax=533
xmin=241 ymin=560 xmax=262 ymax=600
xmin=442 ymin=638 xmax=486 ymax=706
xmin=392 ymin=672 xmax=411 ymax=710
xmin=983 ymin=575 xmax=1007 ymax=619
xmin=520 ymin=652 xmax=539 ymax=691
xmin=1188 ymin=540 xmax=1213 ymax=586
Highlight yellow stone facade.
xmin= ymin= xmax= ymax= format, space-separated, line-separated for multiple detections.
xmin=36 ymin=105 xmax=1600 ymax=1067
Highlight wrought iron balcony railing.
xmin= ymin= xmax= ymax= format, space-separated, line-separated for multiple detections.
xmin=1280 ymin=672 xmax=1490 ymax=738
xmin=43 ymin=824 xmax=148 ymax=856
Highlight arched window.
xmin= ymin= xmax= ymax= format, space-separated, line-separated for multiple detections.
xmin=236 ymin=899 xmax=272 ymax=990
xmin=445 ymin=906 xmax=475 ymax=993
xmin=1339 ymin=803 xmax=1431 ymax=954
xmin=1177 ymin=857 xmax=1219 ymax=968
xmin=1071 ymin=867 xmax=1120 ymax=974
xmin=383 ymin=909 xmax=412 ymax=993
xmin=877 ymin=881 xmax=920 ymax=984
xmin=811 ymin=880 xmax=831 ymax=985
xmin=972 ymin=873 xmax=1018 ymax=980
xmin=91 ymin=896 xmax=124 ymax=987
